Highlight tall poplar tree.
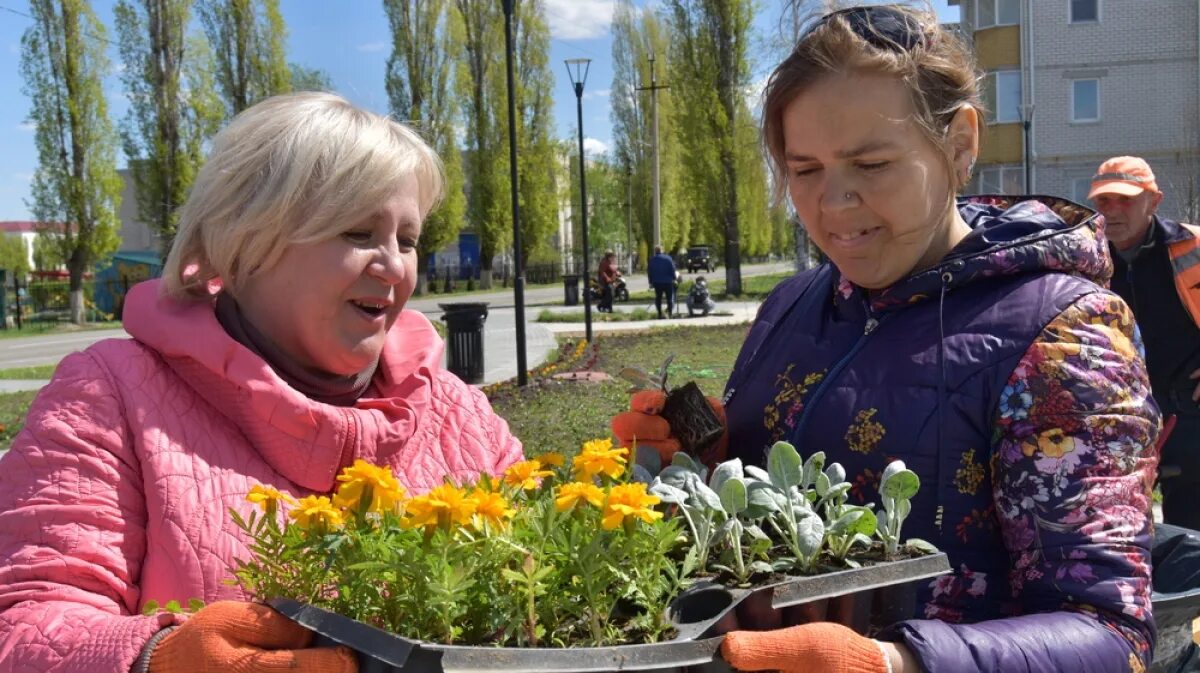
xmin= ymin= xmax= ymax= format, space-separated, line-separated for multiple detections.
xmin=20 ymin=0 xmax=122 ymax=323
xmin=115 ymin=0 xmax=223 ymax=257
xmin=385 ymin=0 xmax=466 ymax=295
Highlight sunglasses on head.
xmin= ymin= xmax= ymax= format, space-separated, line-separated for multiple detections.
xmin=808 ymin=4 xmax=927 ymax=52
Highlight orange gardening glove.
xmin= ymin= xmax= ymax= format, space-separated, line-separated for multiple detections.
xmin=149 ymin=601 xmax=357 ymax=673
xmin=611 ymin=389 xmax=728 ymax=465
xmin=721 ymin=622 xmax=888 ymax=673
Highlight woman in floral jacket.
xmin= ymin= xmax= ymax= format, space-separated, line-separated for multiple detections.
xmin=613 ymin=5 xmax=1158 ymax=673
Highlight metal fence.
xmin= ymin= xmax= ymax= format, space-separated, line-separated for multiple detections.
xmin=1 ymin=276 xmax=123 ymax=328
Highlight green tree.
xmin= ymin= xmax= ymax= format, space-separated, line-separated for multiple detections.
xmin=20 ymin=0 xmax=122 ymax=324
xmin=505 ymin=0 xmax=557 ymax=268
xmin=384 ymin=0 xmax=465 ymax=296
xmin=196 ymin=0 xmax=291 ymax=117
xmin=611 ymin=1 xmax=690 ymax=268
xmin=0 ymin=237 xmax=32 ymax=279
xmin=665 ymin=0 xmax=757 ymax=294
xmin=288 ymin=62 xmax=332 ymax=92
xmin=453 ymin=0 xmax=503 ymax=287
xmin=115 ymin=0 xmax=224 ymax=258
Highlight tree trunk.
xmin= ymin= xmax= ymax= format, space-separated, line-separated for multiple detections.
xmin=68 ymin=263 xmax=86 ymax=325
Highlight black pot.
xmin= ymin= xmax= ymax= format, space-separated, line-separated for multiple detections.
xmin=268 ymin=552 xmax=950 ymax=673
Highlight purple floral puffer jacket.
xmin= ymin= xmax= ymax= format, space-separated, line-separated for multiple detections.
xmin=724 ymin=196 xmax=1160 ymax=673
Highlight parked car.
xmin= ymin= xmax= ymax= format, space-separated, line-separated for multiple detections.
xmin=685 ymin=245 xmax=717 ymax=273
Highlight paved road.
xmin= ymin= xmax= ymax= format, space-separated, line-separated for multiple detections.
xmin=0 ymin=261 xmax=791 ymax=390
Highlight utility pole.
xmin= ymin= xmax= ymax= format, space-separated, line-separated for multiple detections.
xmin=625 ymin=166 xmax=633 ymax=271
xmin=502 ymin=0 xmax=527 ymax=385
xmin=637 ymin=55 xmax=668 ymax=251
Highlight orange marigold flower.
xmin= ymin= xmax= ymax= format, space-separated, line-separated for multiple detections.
xmin=573 ymin=438 xmax=628 ymax=481
xmin=246 ymin=484 xmax=297 ymax=512
xmin=555 ymin=481 xmax=605 ymax=512
xmin=333 ymin=459 xmax=406 ymax=514
xmin=289 ymin=495 xmax=345 ymax=531
xmin=471 ymin=489 xmax=516 ymax=529
xmin=538 ymin=452 xmax=566 ymax=468
xmin=403 ymin=483 xmax=477 ymax=531
xmin=503 ymin=459 xmax=554 ymax=490
xmin=601 ymin=483 xmax=663 ymax=530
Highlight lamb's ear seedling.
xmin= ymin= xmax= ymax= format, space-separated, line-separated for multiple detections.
xmin=620 ymin=355 xmax=724 ymax=457
xmin=877 ymin=460 xmax=932 ymax=558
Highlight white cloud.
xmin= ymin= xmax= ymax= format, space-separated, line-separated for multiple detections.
xmin=356 ymin=41 xmax=388 ymax=53
xmin=584 ymin=88 xmax=610 ymax=100
xmin=544 ymin=0 xmax=615 ymax=40
xmin=17 ymin=121 xmax=35 ymax=132
xmin=583 ymin=137 xmax=609 ymax=156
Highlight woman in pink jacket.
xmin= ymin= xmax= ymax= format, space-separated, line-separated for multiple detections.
xmin=0 ymin=92 xmax=524 ymax=672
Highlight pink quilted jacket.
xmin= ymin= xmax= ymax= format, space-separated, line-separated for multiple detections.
xmin=0 ymin=279 xmax=524 ymax=672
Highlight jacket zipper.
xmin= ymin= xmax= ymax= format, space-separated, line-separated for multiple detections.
xmin=787 ymin=301 xmax=883 ymax=446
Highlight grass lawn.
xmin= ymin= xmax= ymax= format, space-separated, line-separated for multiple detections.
xmin=536 ymin=308 xmax=733 ymax=323
xmin=0 ymin=365 xmax=57 ymax=380
xmin=625 ymin=271 xmax=794 ymax=303
xmin=0 ymin=321 xmax=124 ymax=340
xmin=489 ymin=324 xmax=748 ymax=458
xmin=0 ymin=324 xmax=752 ymax=455
xmin=0 ymin=391 xmax=37 ymax=448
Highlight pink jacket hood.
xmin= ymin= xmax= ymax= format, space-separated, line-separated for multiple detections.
xmin=0 ymin=279 xmax=523 ymax=672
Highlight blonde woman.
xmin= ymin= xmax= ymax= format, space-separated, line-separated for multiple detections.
xmin=0 ymin=92 xmax=523 ymax=673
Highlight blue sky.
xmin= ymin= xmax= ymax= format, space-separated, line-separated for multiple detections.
xmin=0 ymin=0 xmax=957 ymax=221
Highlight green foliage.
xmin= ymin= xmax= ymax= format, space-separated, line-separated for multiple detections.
xmin=610 ymin=2 xmax=691 ymax=257
xmin=0 ymin=237 xmax=32 ymax=278
xmin=115 ymin=0 xmax=223 ymax=258
xmin=21 ymin=0 xmax=123 ymax=323
xmin=196 ymin=0 xmax=291 ymax=117
xmin=651 ymin=442 xmax=932 ymax=583
xmin=234 ymin=454 xmax=686 ymax=646
xmin=664 ymin=0 xmax=760 ymax=293
xmin=288 ymin=62 xmax=332 ymax=92
xmin=141 ymin=597 xmax=205 ymax=616
xmin=384 ymin=0 xmax=465 ymax=279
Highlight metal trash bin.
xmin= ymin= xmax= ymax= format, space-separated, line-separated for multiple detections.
xmin=563 ymin=275 xmax=580 ymax=306
xmin=439 ymin=302 xmax=489 ymax=384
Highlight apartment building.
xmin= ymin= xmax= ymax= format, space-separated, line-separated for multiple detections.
xmin=951 ymin=0 xmax=1200 ymax=219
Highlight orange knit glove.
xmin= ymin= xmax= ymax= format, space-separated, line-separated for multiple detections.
xmin=611 ymin=389 xmax=727 ymax=465
xmin=148 ymin=601 xmax=357 ymax=673
xmin=720 ymin=622 xmax=888 ymax=673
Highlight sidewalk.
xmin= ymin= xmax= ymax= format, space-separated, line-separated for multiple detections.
xmin=0 ymin=300 xmax=761 ymax=394
xmin=536 ymin=301 xmax=759 ymax=337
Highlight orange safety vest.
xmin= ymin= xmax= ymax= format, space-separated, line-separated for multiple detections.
xmin=1167 ymin=222 xmax=1200 ymax=327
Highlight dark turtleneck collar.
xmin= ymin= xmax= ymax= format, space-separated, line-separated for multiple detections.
xmin=214 ymin=292 xmax=377 ymax=407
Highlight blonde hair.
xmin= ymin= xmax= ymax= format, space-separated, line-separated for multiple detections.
xmin=163 ymin=91 xmax=445 ymax=299
xmin=761 ymin=3 xmax=983 ymax=205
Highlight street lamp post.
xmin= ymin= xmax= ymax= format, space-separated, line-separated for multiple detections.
xmin=501 ymin=0 xmax=528 ymax=386
xmin=566 ymin=57 xmax=593 ymax=343
xmin=1020 ymin=103 xmax=1035 ymax=195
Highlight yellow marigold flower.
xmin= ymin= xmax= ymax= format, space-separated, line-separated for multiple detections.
xmin=333 ymin=459 xmax=406 ymax=514
xmin=403 ymin=483 xmax=477 ymax=531
xmin=503 ymin=460 xmax=554 ymax=490
xmin=471 ymin=489 xmax=516 ymax=528
xmin=573 ymin=438 xmax=628 ymax=481
xmin=289 ymin=495 xmax=345 ymax=531
xmin=601 ymin=483 xmax=663 ymax=530
xmin=555 ymin=481 xmax=605 ymax=512
xmin=538 ymin=452 xmax=566 ymax=468
xmin=246 ymin=484 xmax=297 ymax=512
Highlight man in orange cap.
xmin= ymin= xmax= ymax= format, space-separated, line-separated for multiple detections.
xmin=1090 ymin=156 xmax=1200 ymax=528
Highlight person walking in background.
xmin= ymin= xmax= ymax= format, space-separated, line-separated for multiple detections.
xmin=1090 ymin=155 xmax=1200 ymax=529
xmin=597 ymin=250 xmax=619 ymax=313
xmin=648 ymin=245 xmax=677 ymax=319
